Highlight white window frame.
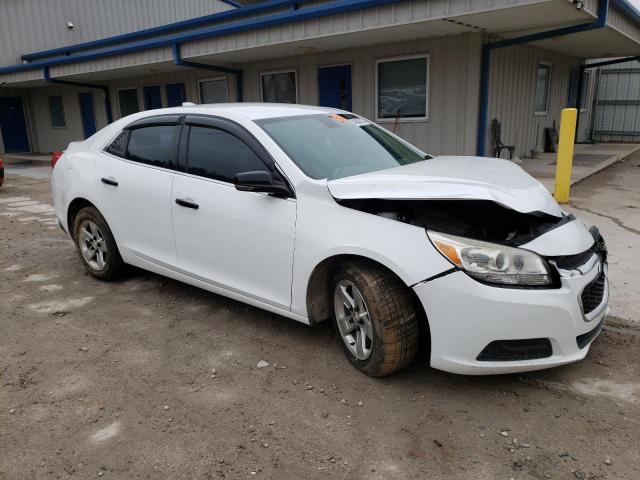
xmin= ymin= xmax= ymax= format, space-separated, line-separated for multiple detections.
xmin=534 ymin=61 xmax=552 ymax=116
xmin=116 ymin=87 xmax=141 ymax=118
xmin=259 ymin=69 xmax=299 ymax=104
xmin=48 ymin=94 xmax=66 ymax=129
xmin=198 ymin=76 xmax=229 ymax=104
xmin=375 ymin=53 xmax=430 ymax=123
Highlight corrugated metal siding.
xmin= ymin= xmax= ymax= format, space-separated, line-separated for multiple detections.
xmin=1 ymin=85 xmax=109 ymax=154
xmin=591 ymin=60 xmax=640 ymax=142
xmin=181 ymin=0 xmax=540 ymax=59
xmin=487 ymin=43 xmax=581 ymax=158
xmin=28 ymin=86 xmax=108 ymax=153
xmin=581 ymin=0 xmax=600 ymax=17
xmin=105 ymin=68 xmax=237 ymax=117
xmin=607 ymin=5 xmax=640 ymax=45
xmin=49 ymin=47 xmax=174 ymax=77
xmin=106 ymin=32 xmax=482 ymax=155
xmin=43 ymin=0 xmax=525 ymax=79
xmin=20 ymin=33 xmax=482 ymax=155
xmin=240 ymin=32 xmax=482 ymax=154
xmin=0 ymin=0 xmax=233 ymax=66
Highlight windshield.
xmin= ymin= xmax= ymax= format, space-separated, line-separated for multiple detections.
xmin=257 ymin=114 xmax=428 ymax=180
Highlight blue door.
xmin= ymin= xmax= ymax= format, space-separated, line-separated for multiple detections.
xmin=143 ymin=85 xmax=163 ymax=110
xmin=166 ymin=83 xmax=186 ymax=107
xmin=567 ymin=69 xmax=579 ymax=107
xmin=79 ymin=93 xmax=97 ymax=138
xmin=318 ymin=65 xmax=352 ymax=111
xmin=0 ymin=97 xmax=30 ymax=152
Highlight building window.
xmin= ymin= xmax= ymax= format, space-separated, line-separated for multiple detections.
xmin=48 ymin=96 xmax=66 ymax=127
xmin=261 ymin=71 xmax=297 ymax=104
xmin=535 ymin=62 xmax=551 ymax=114
xmin=118 ymin=88 xmax=140 ymax=117
xmin=376 ymin=55 xmax=428 ymax=120
xmin=200 ymin=78 xmax=228 ymax=104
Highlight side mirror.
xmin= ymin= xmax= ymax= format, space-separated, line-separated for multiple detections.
xmin=234 ymin=170 xmax=292 ymax=198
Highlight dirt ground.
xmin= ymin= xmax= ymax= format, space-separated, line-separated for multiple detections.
xmin=1 ymin=155 xmax=639 ymax=480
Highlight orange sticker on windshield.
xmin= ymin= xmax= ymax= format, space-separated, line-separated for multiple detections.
xmin=328 ymin=113 xmax=347 ymax=123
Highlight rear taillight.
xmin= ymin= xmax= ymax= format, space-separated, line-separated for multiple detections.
xmin=51 ymin=151 xmax=63 ymax=169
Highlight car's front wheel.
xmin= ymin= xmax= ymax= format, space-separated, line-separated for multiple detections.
xmin=73 ymin=206 xmax=124 ymax=281
xmin=332 ymin=261 xmax=419 ymax=376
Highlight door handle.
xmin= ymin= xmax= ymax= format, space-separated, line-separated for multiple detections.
xmin=101 ymin=177 xmax=118 ymax=187
xmin=175 ymin=198 xmax=199 ymax=210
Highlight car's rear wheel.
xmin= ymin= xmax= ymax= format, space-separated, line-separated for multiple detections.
xmin=73 ymin=206 xmax=124 ymax=280
xmin=332 ymin=261 xmax=419 ymax=376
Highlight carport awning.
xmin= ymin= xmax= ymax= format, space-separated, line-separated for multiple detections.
xmin=0 ymin=0 xmax=639 ymax=86
xmin=529 ymin=26 xmax=640 ymax=57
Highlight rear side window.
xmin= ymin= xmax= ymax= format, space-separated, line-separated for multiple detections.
xmin=126 ymin=125 xmax=180 ymax=169
xmin=186 ymin=126 xmax=267 ymax=183
xmin=105 ymin=130 xmax=130 ymax=158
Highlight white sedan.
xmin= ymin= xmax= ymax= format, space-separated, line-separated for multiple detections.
xmin=51 ymin=104 xmax=608 ymax=376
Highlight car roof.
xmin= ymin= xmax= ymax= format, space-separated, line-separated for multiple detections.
xmin=158 ymin=103 xmax=342 ymax=121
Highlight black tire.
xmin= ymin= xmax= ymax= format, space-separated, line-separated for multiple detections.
xmin=332 ymin=260 xmax=419 ymax=377
xmin=73 ymin=206 xmax=125 ymax=281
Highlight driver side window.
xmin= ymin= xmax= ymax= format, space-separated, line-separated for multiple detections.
xmin=186 ymin=126 xmax=268 ymax=183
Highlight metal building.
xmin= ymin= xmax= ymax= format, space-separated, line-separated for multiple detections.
xmin=586 ymin=58 xmax=640 ymax=142
xmin=0 ymin=0 xmax=639 ymax=158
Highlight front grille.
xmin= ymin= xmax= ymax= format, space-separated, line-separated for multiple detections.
xmin=476 ymin=338 xmax=552 ymax=361
xmin=581 ymin=272 xmax=606 ymax=315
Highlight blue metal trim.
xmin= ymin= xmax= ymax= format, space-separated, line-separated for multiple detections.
xmin=172 ymin=44 xmax=243 ymax=102
xmin=220 ymin=0 xmax=243 ymax=7
xmin=1 ymin=0 xmax=402 ymax=76
xmin=43 ymin=67 xmax=113 ymax=123
xmin=475 ymin=0 xmax=610 ymax=156
xmin=476 ymin=45 xmax=491 ymax=158
xmin=21 ymin=0 xmax=316 ymax=62
xmin=582 ymin=55 xmax=640 ymax=69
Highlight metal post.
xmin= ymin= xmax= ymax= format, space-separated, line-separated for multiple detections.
xmin=476 ymin=45 xmax=491 ymax=156
xmin=554 ymin=108 xmax=578 ymax=204
xmin=574 ymin=67 xmax=585 ymax=142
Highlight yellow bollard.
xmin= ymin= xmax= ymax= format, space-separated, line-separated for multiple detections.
xmin=554 ymin=108 xmax=578 ymax=204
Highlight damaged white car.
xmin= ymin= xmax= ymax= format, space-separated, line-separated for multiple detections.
xmin=52 ymin=104 xmax=609 ymax=376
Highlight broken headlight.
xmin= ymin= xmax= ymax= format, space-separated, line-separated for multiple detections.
xmin=427 ymin=231 xmax=553 ymax=286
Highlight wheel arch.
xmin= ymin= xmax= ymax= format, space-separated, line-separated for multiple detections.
xmin=305 ymin=254 xmax=429 ymax=337
xmin=66 ymin=197 xmax=97 ymax=240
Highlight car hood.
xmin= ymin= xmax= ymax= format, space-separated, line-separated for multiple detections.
xmin=327 ymin=156 xmax=563 ymax=217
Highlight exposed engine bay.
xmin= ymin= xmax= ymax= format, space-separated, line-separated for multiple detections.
xmin=337 ymin=198 xmax=573 ymax=246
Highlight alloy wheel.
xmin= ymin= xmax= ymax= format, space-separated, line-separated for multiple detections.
xmin=78 ymin=219 xmax=107 ymax=271
xmin=334 ymin=280 xmax=373 ymax=360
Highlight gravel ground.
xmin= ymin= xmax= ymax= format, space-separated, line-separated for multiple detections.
xmin=1 ymin=157 xmax=639 ymax=479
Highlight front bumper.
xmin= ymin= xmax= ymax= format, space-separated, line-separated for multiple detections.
xmin=414 ymin=256 xmax=608 ymax=375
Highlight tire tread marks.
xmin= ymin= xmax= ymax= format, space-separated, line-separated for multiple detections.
xmin=335 ymin=260 xmax=419 ymax=377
